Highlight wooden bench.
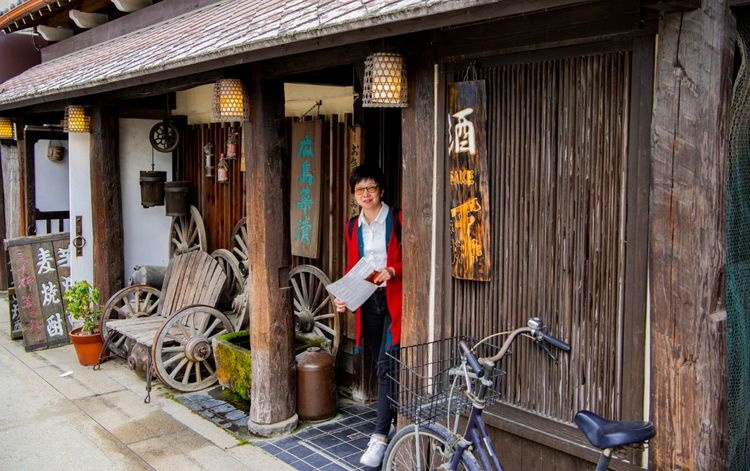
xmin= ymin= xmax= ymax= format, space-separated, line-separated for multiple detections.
xmin=96 ymin=251 xmax=236 ymax=401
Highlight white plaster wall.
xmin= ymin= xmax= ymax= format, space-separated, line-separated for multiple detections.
xmin=119 ymin=119 xmax=171 ymax=281
xmin=284 ymin=83 xmax=354 ymax=118
xmin=34 ymin=139 xmax=70 ymax=234
xmin=175 ymin=84 xmax=213 ymax=124
xmin=68 ymin=133 xmax=93 ymax=283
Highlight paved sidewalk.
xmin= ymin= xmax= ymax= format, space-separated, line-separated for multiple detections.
xmin=0 ymin=296 xmax=292 ymax=471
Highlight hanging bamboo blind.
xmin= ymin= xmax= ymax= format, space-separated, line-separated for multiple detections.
xmin=448 ymin=50 xmax=631 ymax=423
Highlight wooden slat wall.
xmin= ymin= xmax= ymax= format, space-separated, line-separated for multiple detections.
xmin=448 ymin=51 xmax=631 ymax=423
xmin=183 ymin=122 xmax=246 ymax=252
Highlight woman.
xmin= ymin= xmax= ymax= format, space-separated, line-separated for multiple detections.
xmin=333 ymin=165 xmax=402 ymax=468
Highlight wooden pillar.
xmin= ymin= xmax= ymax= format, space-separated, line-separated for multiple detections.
xmin=401 ymin=52 xmax=441 ymax=347
xmin=650 ymin=2 xmax=732 ymax=469
xmin=90 ymin=101 xmax=124 ymax=301
xmin=245 ymin=68 xmax=297 ymax=434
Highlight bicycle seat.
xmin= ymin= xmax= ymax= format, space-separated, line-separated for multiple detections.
xmin=575 ymin=410 xmax=655 ymax=449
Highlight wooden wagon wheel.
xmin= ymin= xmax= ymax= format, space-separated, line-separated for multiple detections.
xmin=100 ymin=285 xmax=161 ymax=358
xmin=151 ymin=306 xmax=234 ymax=392
xmin=230 ymin=217 xmax=249 ymax=275
xmin=289 ymin=265 xmax=340 ymax=358
xmin=210 ymin=249 xmax=246 ymax=326
xmin=169 ymin=205 xmax=207 ymax=258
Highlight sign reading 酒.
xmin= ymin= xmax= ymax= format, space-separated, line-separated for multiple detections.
xmin=6 ymin=232 xmax=72 ymax=351
xmin=290 ymin=120 xmax=323 ymax=258
xmin=448 ymin=81 xmax=491 ymax=281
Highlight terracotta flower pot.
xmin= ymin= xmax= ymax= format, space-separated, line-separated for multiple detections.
xmin=69 ymin=327 xmax=105 ymax=366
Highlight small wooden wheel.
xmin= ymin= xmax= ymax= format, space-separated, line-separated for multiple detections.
xmin=100 ymin=285 xmax=161 ymax=358
xmin=230 ymin=217 xmax=249 ymax=275
xmin=210 ymin=249 xmax=246 ymax=315
xmin=289 ymin=265 xmax=339 ymax=357
xmin=151 ymin=306 xmax=234 ymax=392
xmin=149 ymin=121 xmax=180 ymax=153
xmin=169 ymin=205 xmax=207 ymax=258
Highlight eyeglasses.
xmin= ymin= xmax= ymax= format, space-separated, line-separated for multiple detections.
xmin=354 ymin=185 xmax=380 ymax=196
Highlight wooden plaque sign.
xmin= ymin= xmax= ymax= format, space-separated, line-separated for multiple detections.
xmin=448 ymin=80 xmax=491 ymax=281
xmin=348 ymin=125 xmax=363 ymax=218
xmin=290 ymin=120 xmax=323 ymax=258
xmin=5 ymin=233 xmax=72 ymax=351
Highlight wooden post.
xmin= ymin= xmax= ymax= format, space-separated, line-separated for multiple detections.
xmin=401 ymin=53 xmax=441 ymax=347
xmin=90 ymin=101 xmax=124 ymax=301
xmin=650 ymin=2 xmax=732 ymax=469
xmin=245 ymin=68 xmax=297 ymax=435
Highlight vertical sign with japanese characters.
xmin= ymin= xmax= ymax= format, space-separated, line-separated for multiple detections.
xmin=348 ymin=125 xmax=363 ymax=218
xmin=290 ymin=120 xmax=323 ymax=258
xmin=6 ymin=233 xmax=70 ymax=351
xmin=448 ymin=81 xmax=491 ymax=281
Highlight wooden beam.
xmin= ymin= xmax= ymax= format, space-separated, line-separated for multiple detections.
xmin=643 ymin=0 xmax=701 ymax=12
xmin=246 ymin=69 xmax=297 ymax=431
xmin=89 ymin=100 xmax=124 ymax=301
xmin=649 ymin=1 xmax=731 ymax=469
xmin=22 ymin=125 xmax=35 ymax=236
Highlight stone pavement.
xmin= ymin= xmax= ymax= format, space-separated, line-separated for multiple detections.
xmin=0 ymin=296 xmax=292 ymax=471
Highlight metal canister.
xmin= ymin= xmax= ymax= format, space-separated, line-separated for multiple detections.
xmin=296 ymin=347 xmax=336 ymax=421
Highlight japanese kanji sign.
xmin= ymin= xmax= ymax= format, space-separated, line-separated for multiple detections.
xmin=448 ymin=81 xmax=491 ymax=281
xmin=290 ymin=120 xmax=323 ymax=258
xmin=5 ymin=232 xmax=71 ymax=351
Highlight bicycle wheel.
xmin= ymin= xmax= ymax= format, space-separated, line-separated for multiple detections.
xmin=383 ymin=423 xmax=480 ymax=470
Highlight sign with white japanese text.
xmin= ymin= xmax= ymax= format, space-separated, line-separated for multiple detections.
xmin=290 ymin=120 xmax=323 ymax=258
xmin=5 ymin=233 xmax=72 ymax=351
xmin=448 ymin=81 xmax=491 ymax=281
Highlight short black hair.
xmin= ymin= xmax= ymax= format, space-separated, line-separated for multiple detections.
xmin=349 ymin=165 xmax=386 ymax=193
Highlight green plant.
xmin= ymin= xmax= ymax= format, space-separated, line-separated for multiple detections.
xmin=63 ymin=281 xmax=101 ymax=335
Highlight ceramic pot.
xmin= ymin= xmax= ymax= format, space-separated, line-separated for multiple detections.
xmin=69 ymin=327 xmax=105 ymax=366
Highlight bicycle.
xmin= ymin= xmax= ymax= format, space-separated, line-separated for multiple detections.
xmin=382 ymin=318 xmax=656 ymax=470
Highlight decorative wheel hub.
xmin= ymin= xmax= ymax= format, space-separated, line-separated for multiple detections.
xmin=295 ymin=309 xmax=315 ymax=333
xmin=185 ymin=336 xmax=211 ymax=362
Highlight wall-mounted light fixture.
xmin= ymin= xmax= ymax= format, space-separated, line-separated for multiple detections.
xmin=64 ymin=105 xmax=91 ymax=133
xmin=363 ymin=52 xmax=408 ymax=108
xmin=213 ymin=79 xmax=248 ymax=122
xmin=0 ymin=117 xmax=14 ymax=140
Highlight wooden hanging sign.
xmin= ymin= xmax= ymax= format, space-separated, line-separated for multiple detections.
xmin=5 ymin=232 xmax=72 ymax=351
xmin=448 ymin=80 xmax=491 ymax=281
xmin=290 ymin=120 xmax=323 ymax=258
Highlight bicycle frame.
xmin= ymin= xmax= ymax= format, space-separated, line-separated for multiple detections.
xmin=444 ymin=404 xmax=503 ymax=471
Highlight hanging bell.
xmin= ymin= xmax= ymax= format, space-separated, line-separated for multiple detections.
xmin=204 ymin=142 xmax=215 ymax=177
xmin=226 ymin=130 xmax=238 ymax=160
xmin=217 ymin=153 xmax=229 ymax=183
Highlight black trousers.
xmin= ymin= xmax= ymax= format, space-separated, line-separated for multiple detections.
xmin=360 ymin=287 xmax=397 ymax=437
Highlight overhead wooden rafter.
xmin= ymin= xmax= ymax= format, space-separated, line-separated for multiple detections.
xmin=0 ymin=0 xmax=112 ymax=34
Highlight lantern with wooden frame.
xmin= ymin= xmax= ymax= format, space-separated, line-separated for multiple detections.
xmin=213 ymin=79 xmax=248 ymax=122
xmin=226 ymin=128 xmax=239 ymax=160
xmin=217 ymin=153 xmax=229 ymax=183
xmin=0 ymin=117 xmax=14 ymax=140
xmin=64 ymin=105 xmax=91 ymax=133
xmin=363 ymin=52 xmax=408 ymax=108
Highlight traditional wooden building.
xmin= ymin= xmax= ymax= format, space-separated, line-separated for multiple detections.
xmin=0 ymin=0 xmax=740 ymax=468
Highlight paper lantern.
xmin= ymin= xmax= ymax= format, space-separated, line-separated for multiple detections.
xmin=363 ymin=52 xmax=407 ymax=108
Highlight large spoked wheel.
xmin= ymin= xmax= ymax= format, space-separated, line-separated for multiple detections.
xmin=210 ymin=248 xmax=247 ymax=326
xmin=230 ymin=217 xmax=249 ymax=275
xmin=169 ymin=205 xmax=207 ymax=258
xmin=289 ymin=265 xmax=339 ymax=357
xmin=383 ymin=424 xmax=480 ymax=471
xmin=100 ymin=285 xmax=161 ymax=358
xmin=152 ymin=306 xmax=235 ymax=392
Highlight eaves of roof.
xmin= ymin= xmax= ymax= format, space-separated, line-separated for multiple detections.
xmin=0 ymin=0 xmax=585 ymax=111
xmin=0 ymin=0 xmax=61 ymax=33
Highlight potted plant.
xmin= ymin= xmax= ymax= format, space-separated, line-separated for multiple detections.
xmin=64 ymin=281 xmax=105 ymax=366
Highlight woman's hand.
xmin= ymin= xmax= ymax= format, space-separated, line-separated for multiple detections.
xmin=372 ymin=267 xmax=395 ymax=285
xmin=333 ymin=298 xmax=347 ymax=313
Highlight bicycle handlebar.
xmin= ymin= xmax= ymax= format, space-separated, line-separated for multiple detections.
xmin=459 ymin=341 xmax=484 ymax=377
xmin=465 ymin=317 xmax=571 ymax=365
xmin=540 ymin=332 xmax=571 ymax=352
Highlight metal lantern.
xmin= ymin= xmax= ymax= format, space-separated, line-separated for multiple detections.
xmin=0 ymin=117 xmax=14 ymax=140
xmin=226 ymin=128 xmax=238 ymax=160
xmin=213 ymin=79 xmax=248 ymax=122
xmin=217 ymin=153 xmax=229 ymax=183
xmin=363 ymin=52 xmax=408 ymax=108
xmin=64 ymin=105 xmax=91 ymax=133
xmin=204 ymin=142 xmax=215 ymax=177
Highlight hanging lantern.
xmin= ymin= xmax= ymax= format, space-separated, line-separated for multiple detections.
xmin=64 ymin=105 xmax=91 ymax=133
xmin=217 ymin=153 xmax=229 ymax=183
xmin=363 ymin=52 xmax=408 ymax=108
xmin=226 ymin=129 xmax=238 ymax=160
xmin=213 ymin=79 xmax=248 ymax=122
xmin=0 ymin=117 xmax=14 ymax=140
xmin=204 ymin=142 xmax=215 ymax=177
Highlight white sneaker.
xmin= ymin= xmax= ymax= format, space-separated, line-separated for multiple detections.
xmin=360 ymin=436 xmax=388 ymax=467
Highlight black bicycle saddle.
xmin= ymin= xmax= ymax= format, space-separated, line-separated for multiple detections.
xmin=575 ymin=410 xmax=655 ymax=449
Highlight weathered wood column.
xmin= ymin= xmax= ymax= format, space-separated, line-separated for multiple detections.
xmin=245 ymin=68 xmax=298 ymax=435
xmin=401 ymin=52 xmax=440 ymax=347
xmin=90 ymin=100 xmax=124 ymax=301
xmin=650 ymin=2 xmax=732 ymax=469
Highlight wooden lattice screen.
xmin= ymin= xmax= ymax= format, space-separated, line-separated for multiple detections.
xmin=448 ymin=50 xmax=632 ymax=423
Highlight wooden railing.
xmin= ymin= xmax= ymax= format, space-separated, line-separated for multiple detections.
xmin=33 ymin=209 xmax=69 ymax=235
